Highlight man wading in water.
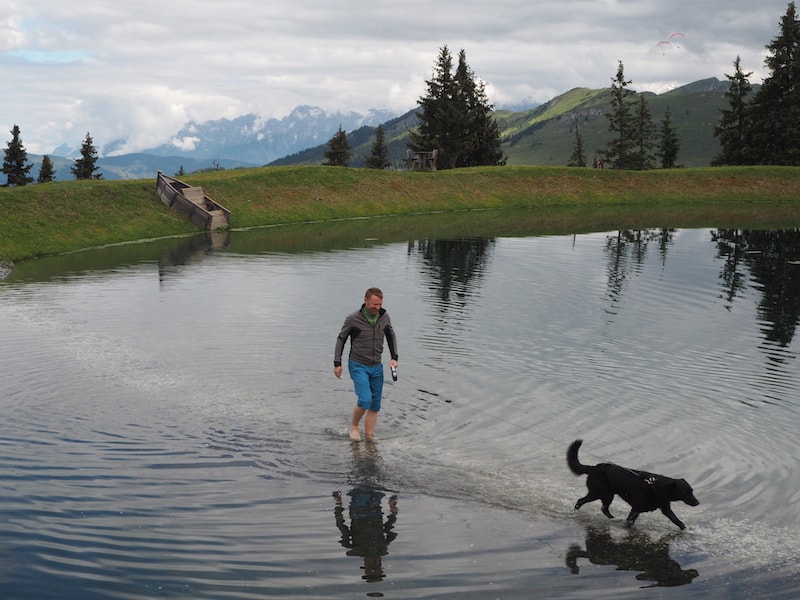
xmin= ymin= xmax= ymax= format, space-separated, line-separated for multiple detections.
xmin=334 ymin=288 xmax=399 ymax=441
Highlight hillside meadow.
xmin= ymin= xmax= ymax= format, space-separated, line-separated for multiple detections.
xmin=272 ymin=79 xmax=738 ymax=170
xmin=2 ymin=165 xmax=800 ymax=263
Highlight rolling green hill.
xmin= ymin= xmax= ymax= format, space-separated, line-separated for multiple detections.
xmin=270 ymin=77 xmax=744 ymax=169
xmin=502 ymin=77 xmax=735 ymax=167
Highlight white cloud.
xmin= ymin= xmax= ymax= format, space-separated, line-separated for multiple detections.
xmin=1 ymin=14 xmax=28 ymax=51
xmin=170 ymin=136 xmax=201 ymax=152
xmin=0 ymin=0 xmax=792 ymax=154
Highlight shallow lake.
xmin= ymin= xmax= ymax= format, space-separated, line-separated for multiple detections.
xmin=2 ymin=215 xmax=799 ymax=599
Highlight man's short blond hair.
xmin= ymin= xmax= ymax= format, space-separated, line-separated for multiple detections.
xmin=365 ymin=287 xmax=383 ymax=299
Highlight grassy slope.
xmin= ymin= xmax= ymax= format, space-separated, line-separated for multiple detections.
xmin=0 ymin=179 xmax=199 ymax=262
xmin=2 ymin=165 xmax=800 ymax=263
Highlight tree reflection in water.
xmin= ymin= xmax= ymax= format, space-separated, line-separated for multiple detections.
xmin=604 ymin=228 xmax=800 ymax=349
xmin=409 ymin=238 xmax=495 ymax=304
xmin=713 ymin=229 xmax=800 ymax=347
xmin=603 ymin=228 xmax=675 ymax=307
xmin=566 ymin=524 xmax=699 ymax=588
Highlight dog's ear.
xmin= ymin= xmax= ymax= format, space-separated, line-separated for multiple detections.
xmin=667 ymin=479 xmax=696 ymax=500
xmin=677 ymin=479 xmax=700 ymax=505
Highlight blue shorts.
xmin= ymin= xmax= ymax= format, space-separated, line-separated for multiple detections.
xmin=348 ymin=359 xmax=384 ymax=412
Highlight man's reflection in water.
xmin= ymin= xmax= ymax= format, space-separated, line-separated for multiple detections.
xmin=566 ymin=524 xmax=699 ymax=587
xmin=333 ymin=442 xmax=398 ymax=583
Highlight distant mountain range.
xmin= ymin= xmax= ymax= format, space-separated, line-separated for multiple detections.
xmin=36 ymin=105 xmax=395 ymax=181
xmin=141 ymin=105 xmax=397 ymax=164
xmin=27 ymin=77 xmax=739 ymax=181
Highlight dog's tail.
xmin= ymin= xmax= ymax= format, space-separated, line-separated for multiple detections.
xmin=567 ymin=439 xmax=592 ymax=475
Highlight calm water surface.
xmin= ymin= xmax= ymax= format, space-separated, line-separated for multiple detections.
xmin=1 ymin=221 xmax=799 ymax=599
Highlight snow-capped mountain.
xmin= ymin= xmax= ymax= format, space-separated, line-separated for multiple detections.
xmin=140 ymin=105 xmax=397 ymax=165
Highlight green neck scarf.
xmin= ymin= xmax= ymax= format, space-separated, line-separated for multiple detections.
xmin=362 ymin=307 xmax=379 ymax=326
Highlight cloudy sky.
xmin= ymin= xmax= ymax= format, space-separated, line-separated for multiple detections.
xmin=1 ymin=0 xmax=794 ymax=155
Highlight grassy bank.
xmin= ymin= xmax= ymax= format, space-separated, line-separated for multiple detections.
xmin=3 ymin=165 xmax=800 ymax=262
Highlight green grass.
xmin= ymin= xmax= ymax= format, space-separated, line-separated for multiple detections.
xmin=1 ymin=179 xmax=199 ymax=262
xmin=3 ymin=165 xmax=800 ymax=263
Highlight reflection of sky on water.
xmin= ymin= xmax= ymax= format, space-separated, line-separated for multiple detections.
xmin=1 ymin=227 xmax=799 ymax=597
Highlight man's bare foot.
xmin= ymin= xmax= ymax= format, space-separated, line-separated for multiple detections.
xmin=349 ymin=426 xmax=361 ymax=441
xmin=365 ymin=433 xmax=377 ymax=442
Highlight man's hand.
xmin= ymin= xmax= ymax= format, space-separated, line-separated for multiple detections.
xmin=334 ymin=365 xmax=342 ymax=379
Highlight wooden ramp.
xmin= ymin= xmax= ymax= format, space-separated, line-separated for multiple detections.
xmin=156 ymin=171 xmax=230 ymax=230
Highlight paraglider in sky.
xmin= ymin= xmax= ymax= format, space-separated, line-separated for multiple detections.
xmin=656 ymin=40 xmax=672 ymax=55
xmin=652 ymin=32 xmax=686 ymax=56
xmin=669 ymin=32 xmax=685 ymax=47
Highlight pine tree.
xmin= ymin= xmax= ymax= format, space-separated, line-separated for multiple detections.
xmin=452 ymin=49 xmax=506 ymax=167
xmin=631 ymin=94 xmax=657 ymax=170
xmin=604 ymin=61 xmax=636 ymax=170
xmin=409 ymin=45 xmax=458 ymax=169
xmin=37 ymin=155 xmax=56 ymax=183
xmin=745 ymin=2 xmax=800 ymax=165
xmin=713 ymin=56 xmax=753 ymax=166
xmin=71 ymin=132 xmax=103 ymax=179
xmin=2 ymin=125 xmax=34 ymax=186
xmin=567 ymin=123 xmax=587 ymax=167
xmin=323 ymin=126 xmax=352 ymax=166
xmin=365 ymin=125 xmax=390 ymax=169
xmin=409 ymin=45 xmax=505 ymax=169
xmin=658 ymin=106 xmax=681 ymax=169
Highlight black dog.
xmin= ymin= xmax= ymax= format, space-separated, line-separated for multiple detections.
xmin=567 ymin=439 xmax=699 ymax=530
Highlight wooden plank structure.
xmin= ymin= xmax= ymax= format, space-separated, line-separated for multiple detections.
xmin=405 ymin=149 xmax=438 ymax=171
xmin=156 ymin=171 xmax=230 ymax=230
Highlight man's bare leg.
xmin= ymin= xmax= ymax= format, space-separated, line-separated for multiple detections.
xmin=364 ymin=410 xmax=379 ymax=441
xmin=350 ymin=406 xmax=366 ymax=441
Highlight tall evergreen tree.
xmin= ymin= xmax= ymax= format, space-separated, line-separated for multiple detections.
xmin=567 ymin=123 xmax=587 ymax=167
xmin=365 ymin=125 xmax=390 ymax=169
xmin=746 ymin=2 xmax=800 ymax=165
xmin=409 ymin=45 xmax=505 ymax=169
xmin=631 ymin=94 xmax=657 ymax=170
xmin=452 ymin=49 xmax=506 ymax=167
xmin=604 ymin=61 xmax=636 ymax=170
xmin=323 ymin=126 xmax=352 ymax=166
xmin=658 ymin=106 xmax=681 ymax=169
xmin=71 ymin=132 xmax=103 ymax=179
xmin=37 ymin=155 xmax=56 ymax=183
xmin=2 ymin=125 xmax=34 ymax=186
xmin=409 ymin=45 xmax=459 ymax=169
xmin=713 ymin=56 xmax=753 ymax=166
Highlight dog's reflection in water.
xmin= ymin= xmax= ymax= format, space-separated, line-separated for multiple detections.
xmin=566 ymin=524 xmax=699 ymax=588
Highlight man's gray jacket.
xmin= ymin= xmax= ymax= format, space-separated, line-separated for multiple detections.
xmin=334 ymin=306 xmax=398 ymax=367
